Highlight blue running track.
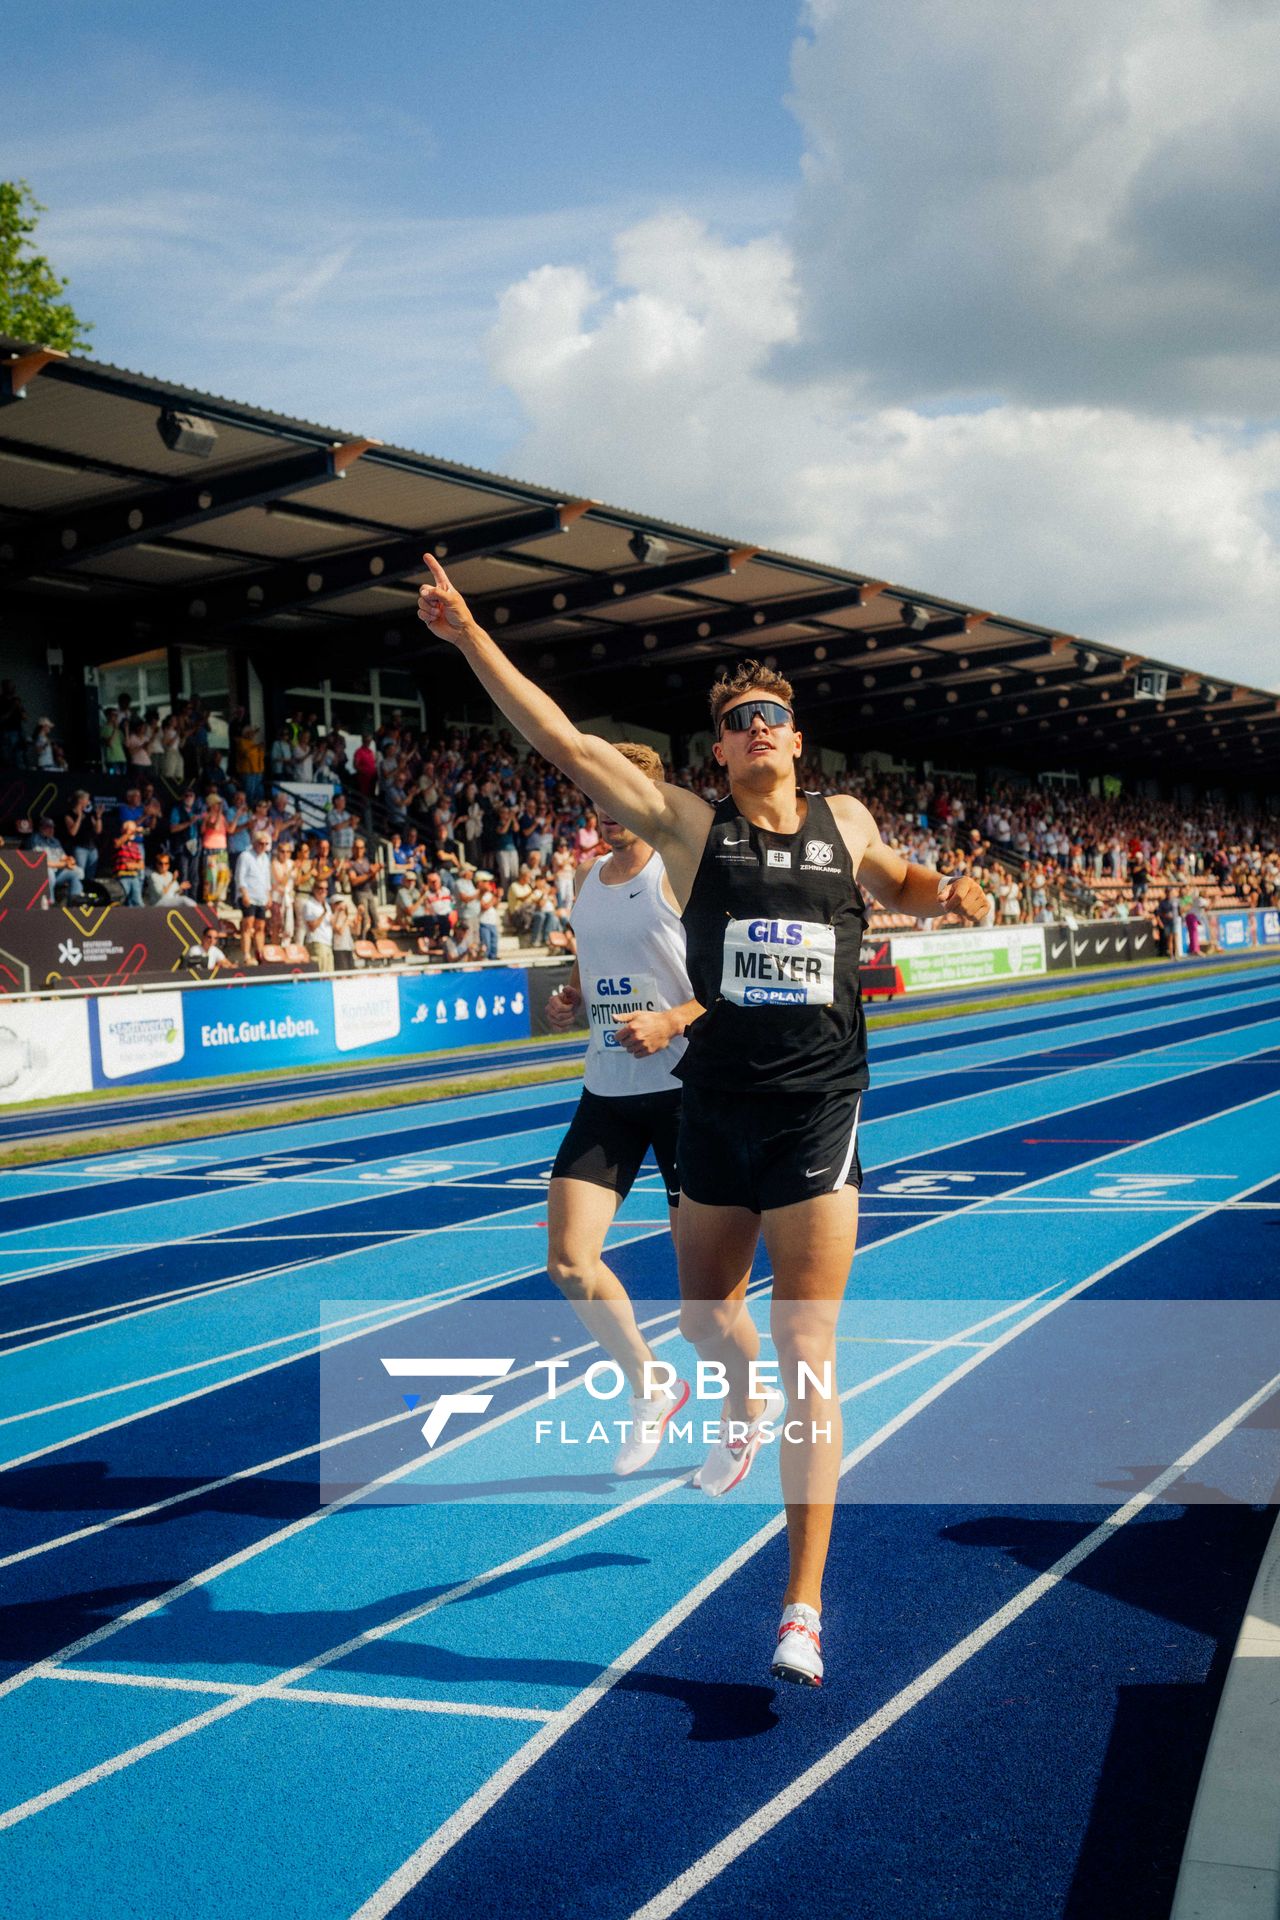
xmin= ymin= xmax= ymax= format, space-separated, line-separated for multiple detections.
xmin=0 ymin=960 xmax=1278 ymax=1919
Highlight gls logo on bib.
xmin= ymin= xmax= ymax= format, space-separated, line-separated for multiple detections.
xmin=721 ymin=919 xmax=835 ymax=1006
xmin=588 ymin=972 xmax=660 ymax=1047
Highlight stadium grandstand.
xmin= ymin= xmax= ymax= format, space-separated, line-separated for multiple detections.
xmin=2 ymin=337 xmax=1277 ymax=973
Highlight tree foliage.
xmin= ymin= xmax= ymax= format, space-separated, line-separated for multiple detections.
xmin=0 ymin=180 xmax=92 ymax=351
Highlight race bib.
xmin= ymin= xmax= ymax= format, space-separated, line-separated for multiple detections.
xmin=588 ymin=972 xmax=662 ymax=1049
xmin=721 ymin=918 xmax=835 ymax=1007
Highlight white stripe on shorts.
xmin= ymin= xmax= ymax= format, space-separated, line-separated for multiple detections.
xmin=830 ymin=1093 xmax=862 ymax=1192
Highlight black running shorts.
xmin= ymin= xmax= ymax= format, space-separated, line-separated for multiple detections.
xmin=677 ymin=1084 xmax=863 ymax=1213
xmin=550 ymin=1087 xmax=682 ymax=1208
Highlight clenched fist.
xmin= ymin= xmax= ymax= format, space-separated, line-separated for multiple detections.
xmin=936 ymin=874 xmax=988 ymax=925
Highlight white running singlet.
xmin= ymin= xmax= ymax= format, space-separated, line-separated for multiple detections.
xmin=570 ymin=850 xmax=692 ymax=1096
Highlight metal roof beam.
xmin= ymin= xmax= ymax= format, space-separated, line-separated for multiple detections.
xmin=784 ymin=635 xmax=1046 ymax=701
xmin=0 ymin=439 xmax=377 ymax=583
xmin=135 ymin=498 xmax=594 ymax=636
xmin=530 ymin=580 xmax=886 ymax=682
xmin=469 ymin=545 xmax=759 ymax=636
xmin=552 ymin=604 xmax=994 ymax=700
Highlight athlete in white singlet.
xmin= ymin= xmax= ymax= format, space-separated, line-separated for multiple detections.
xmin=545 ymin=743 xmax=702 ymax=1475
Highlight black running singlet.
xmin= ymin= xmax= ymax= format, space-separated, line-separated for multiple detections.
xmin=677 ymin=790 xmax=869 ymax=1093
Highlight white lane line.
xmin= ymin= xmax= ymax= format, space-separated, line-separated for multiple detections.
xmin=0 ymin=1077 xmax=579 ymax=1189
xmin=858 ymin=1011 xmax=1280 ymax=1146
xmin=627 ymin=1360 xmax=1280 ymax=1920
xmin=0 ymin=1275 xmax=260 ymax=1342
xmin=4 ymin=1135 xmax=1269 ymax=1845
xmin=5 ymin=979 xmax=1274 ymax=1269
xmin=0 ymin=1272 xmax=712 ymax=1576
xmin=0 ymin=1110 xmax=576 ymax=1290
xmin=0 ymin=1271 xmax=1068 ymax=1701
xmin=6 ymin=1067 xmax=1277 ymax=1489
xmin=0 ymin=1467 xmax=697 ymax=1834
xmin=0 ymin=1245 xmax=598 ymax=1476
xmin=41 ymin=1668 xmax=552 ymax=1722
xmin=347 ymin=1163 xmax=1280 ymax=1920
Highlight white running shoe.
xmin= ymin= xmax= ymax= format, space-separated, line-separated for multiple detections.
xmin=771 ymin=1603 xmax=823 ymax=1687
xmin=693 ymin=1387 xmax=786 ymax=1496
xmin=612 ymin=1377 xmax=691 ymax=1476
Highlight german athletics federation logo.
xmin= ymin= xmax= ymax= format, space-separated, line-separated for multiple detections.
xmin=381 ymin=1356 xmax=515 ymax=1445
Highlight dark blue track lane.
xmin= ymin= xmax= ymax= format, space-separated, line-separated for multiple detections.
xmin=395 ymin=1201 xmax=1280 ymax=1920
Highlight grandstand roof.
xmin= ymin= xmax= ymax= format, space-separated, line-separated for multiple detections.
xmin=3 ymin=337 xmax=1277 ymax=784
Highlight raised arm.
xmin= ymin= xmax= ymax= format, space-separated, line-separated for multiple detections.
xmin=417 ymin=555 xmax=708 ymax=857
xmin=829 ymin=795 xmax=987 ymax=923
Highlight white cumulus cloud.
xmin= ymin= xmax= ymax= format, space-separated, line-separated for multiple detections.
xmin=487 ymin=3 xmax=1280 ymax=689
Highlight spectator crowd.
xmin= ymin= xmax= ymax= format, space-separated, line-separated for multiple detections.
xmin=2 ymin=680 xmax=1276 ymax=970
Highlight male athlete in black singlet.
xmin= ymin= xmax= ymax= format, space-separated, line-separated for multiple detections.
xmin=417 ymin=555 xmax=986 ymax=1687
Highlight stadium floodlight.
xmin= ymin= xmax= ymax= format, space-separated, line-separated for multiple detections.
xmin=1133 ymin=666 xmax=1169 ymax=701
xmin=1203 ymin=684 xmax=1221 ymax=703
xmin=157 ymin=408 xmax=219 ymax=459
xmin=899 ymin=601 xmax=931 ymax=632
xmin=628 ymin=531 xmax=670 ymax=566
xmin=1076 ymin=647 xmax=1101 ymax=673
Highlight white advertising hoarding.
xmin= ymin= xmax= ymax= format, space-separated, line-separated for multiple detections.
xmin=0 ymin=999 xmax=94 ymax=1106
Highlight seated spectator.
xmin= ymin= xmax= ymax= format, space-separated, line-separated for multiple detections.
xmin=113 ymin=817 xmax=146 ymax=906
xmin=298 ymin=876 xmax=334 ymax=972
xmin=327 ymin=792 xmax=356 ymax=857
xmin=234 ymin=828 xmax=273 ymax=967
xmin=235 ymin=722 xmax=265 ymax=803
xmin=27 ymin=817 xmax=83 ymax=903
xmin=505 ymin=864 xmax=535 ymax=938
xmin=100 ymin=703 xmax=126 ymax=770
xmin=395 ymin=871 xmax=427 ymax=930
xmin=145 ymin=850 xmax=189 ymax=905
xmin=332 ymin=893 xmax=356 ymax=971
xmin=168 ymin=787 xmax=204 ymax=893
xmin=270 ymin=841 xmax=296 ymax=943
xmin=31 ymin=716 xmax=61 ymax=770
xmin=421 ymin=871 xmax=456 ymax=943
xmin=345 ymin=837 xmax=381 ymax=936
xmin=200 ymin=792 xmax=230 ymax=904
xmin=528 ymin=877 xmax=563 ymax=948
xmin=64 ymin=792 xmax=104 ymax=883
xmin=477 ymin=875 xmax=501 ymax=961
xmin=185 ymin=923 xmax=230 ymax=973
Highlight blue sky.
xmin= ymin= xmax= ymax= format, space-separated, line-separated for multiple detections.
xmin=5 ymin=1 xmax=1279 ymax=687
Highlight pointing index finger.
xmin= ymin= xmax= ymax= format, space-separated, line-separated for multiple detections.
xmin=421 ymin=551 xmax=452 ymax=591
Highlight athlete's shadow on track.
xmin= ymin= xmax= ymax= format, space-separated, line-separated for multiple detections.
xmin=0 ymin=1552 xmax=778 ymax=1741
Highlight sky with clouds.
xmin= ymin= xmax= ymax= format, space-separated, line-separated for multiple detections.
xmin=5 ymin=0 xmax=1278 ymax=687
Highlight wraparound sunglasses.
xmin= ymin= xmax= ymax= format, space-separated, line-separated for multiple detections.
xmin=717 ymin=700 xmax=795 ymax=736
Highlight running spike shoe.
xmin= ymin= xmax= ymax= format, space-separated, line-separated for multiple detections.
xmin=613 ymin=1377 xmax=691 ymax=1476
xmin=694 ymin=1387 xmax=786 ymax=1496
xmin=771 ymin=1603 xmax=823 ymax=1687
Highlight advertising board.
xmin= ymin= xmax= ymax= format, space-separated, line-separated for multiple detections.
xmin=889 ymin=926 xmax=1047 ymax=991
xmin=88 ymin=968 xmax=531 ymax=1088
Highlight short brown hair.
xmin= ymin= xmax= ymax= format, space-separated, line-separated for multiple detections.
xmin=708 ymin=659 xmax=795 ymax=729
xmin=611 ymin=740 xmax=665 ymax=785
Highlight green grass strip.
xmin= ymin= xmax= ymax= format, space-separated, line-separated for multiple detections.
xmin=0 ymin=952 xmax=1272 ymax=1171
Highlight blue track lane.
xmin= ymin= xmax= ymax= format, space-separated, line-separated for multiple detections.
xmin=0 ymin=960 xmax=1275 ymax=1920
